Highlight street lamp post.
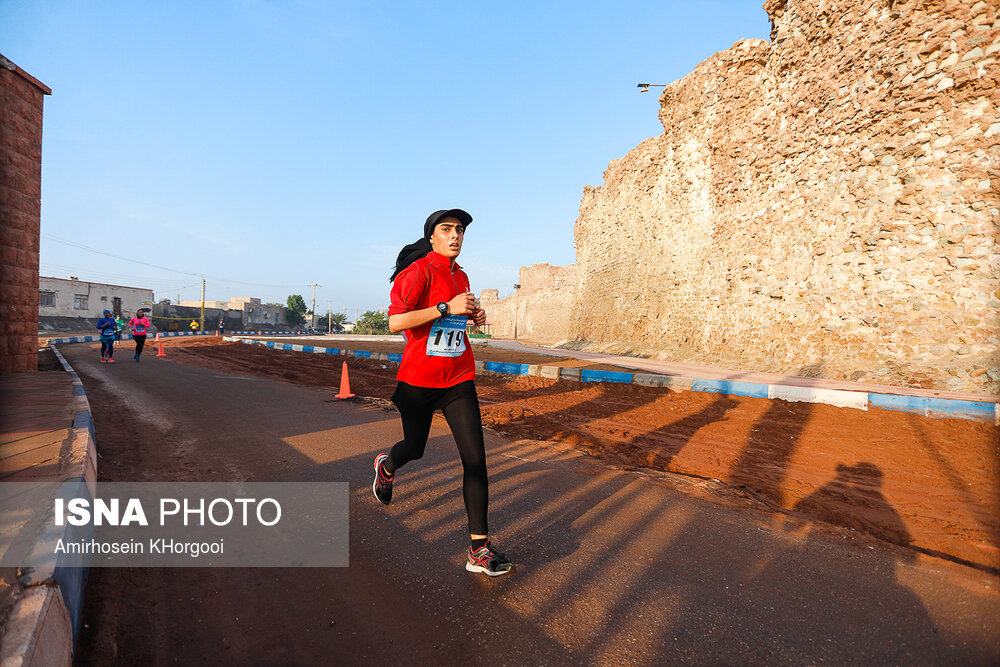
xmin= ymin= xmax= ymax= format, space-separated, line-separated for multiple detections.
xmin=636 ymin=83 xmax=667 ymax=93
xmin=513 ymin=283 xmax=521 ymax=341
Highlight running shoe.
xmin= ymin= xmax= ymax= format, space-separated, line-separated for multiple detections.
xmin=466 ymin=540 xmax=514 ymax=577
xmin=372 ymin=453 xmax=393 ymax=505
xmin=134 ymin=354 xmax=140 ymax=362
xmin=107 ymin=358 xmax=115 ymax=363
xmin=100 ymin=358 xmax=107 ymax=363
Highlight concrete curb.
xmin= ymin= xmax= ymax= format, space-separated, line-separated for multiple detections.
xmin=1 ymin=344 xmax=99 ymax=666
xmin=0 ymin=587 xmax=72 ymax=667
xmin=41 ymin=346 xmax=97 ymax=635
xmin=228 ymin=336 xmax=999 ymax=424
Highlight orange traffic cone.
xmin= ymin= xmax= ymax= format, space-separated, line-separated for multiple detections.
xmin=156 ymin=341 xmax=166 ymax=357
xmin=215 ymin=329 xmax=220 ymax=337
xmin=335 ymin=362 xmax=355 ymax=399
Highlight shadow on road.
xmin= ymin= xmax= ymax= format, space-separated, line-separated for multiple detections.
xmin=64 ymin=344 xmax=997 ymax=665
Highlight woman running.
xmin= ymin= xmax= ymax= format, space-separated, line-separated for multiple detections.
xmin=373 ymin=208 xmax=513 ymax=577
xmin=96 ymin=310 xmax=117 ymax=363
xmin=114 ymin=314 xmax=125 ymax=346
xmin=128 ymin=309 xmax=151 ymax=361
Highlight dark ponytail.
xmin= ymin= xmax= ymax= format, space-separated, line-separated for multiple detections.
xmin=390 ymin=238 xmax=432 ymax=282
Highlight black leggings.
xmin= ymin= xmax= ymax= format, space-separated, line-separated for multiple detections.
xmin=100 ymin=339 xmax=114 ymax=358
xmin=134 ymin=335 xmax=147 ymax=356
xmin=387 ymin=380 xmax=488 ymax=535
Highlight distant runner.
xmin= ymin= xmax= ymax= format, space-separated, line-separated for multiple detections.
xmin=372 ymin=208 xmax=512 ymax=576
xmin=96 ymin=310 xmax=117 ymax=363
xmin=129 ymin=309 xmax=151 ymax=361
xmin=114 ymin=314 xmax=126 ymax=346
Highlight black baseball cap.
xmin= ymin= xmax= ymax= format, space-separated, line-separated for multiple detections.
xmin=423 ymin=209 xmax=472 ymax=239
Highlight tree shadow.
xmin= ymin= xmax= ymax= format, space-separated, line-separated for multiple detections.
xmin=68 ymin=338 xmax=996 ymax=665
xmin=727 ymin=363 xmax=820 ymax=507
xmin=903 ymin=412 xmax=1000 ymax=563
xmin=487 ymin=376 xmax=747 ymax=477
xmin=630 ymin=394 xmax=741 ymax=470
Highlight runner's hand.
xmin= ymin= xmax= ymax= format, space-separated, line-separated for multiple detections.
xmin=447 ymin=292 xmax=476 ymax=316
xmin=472 ymin=308 xmax=487 ymax=326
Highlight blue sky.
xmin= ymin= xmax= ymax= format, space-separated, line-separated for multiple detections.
xmin=2 ymin=1 xmax=770 ymax=316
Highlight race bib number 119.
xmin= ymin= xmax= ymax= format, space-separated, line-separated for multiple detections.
xmin=426 ymin=315 xmax=467 ymax=357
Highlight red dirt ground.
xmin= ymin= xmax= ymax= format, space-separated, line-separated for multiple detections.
xmin=166 ymin=338 xmax=1000 ymax=572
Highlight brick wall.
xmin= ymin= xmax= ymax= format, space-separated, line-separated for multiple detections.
xmin=0 ymin=55 xmax=51 ymax=374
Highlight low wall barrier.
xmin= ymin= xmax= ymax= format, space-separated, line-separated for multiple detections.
xmin=45 ymin=330 xmax=311 ymax=345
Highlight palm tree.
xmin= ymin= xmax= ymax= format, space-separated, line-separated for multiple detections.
xmin=329 ymin=312 xmax=348 ymax=332
xmin=318 ymin=311 xmax=349 ymax=333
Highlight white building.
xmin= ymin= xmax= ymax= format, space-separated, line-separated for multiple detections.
xmin=39 ymin=276 xmax=154 ymax=319
xmin=179 ymin=296 xmax=287 ymax=327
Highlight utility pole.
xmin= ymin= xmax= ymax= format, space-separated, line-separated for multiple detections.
xmin=308 ymin=284 xmax=320 ymax=329
xmin=200 ymin=277 xmax=206 ymax=331
xmin=327 ymin=301 xmax=332 ymax=334
xmin=513 ymin=283 xmax=521 ymax=341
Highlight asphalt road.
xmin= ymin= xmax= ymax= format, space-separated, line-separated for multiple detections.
xmin=63 ymin=342 xmax=1000 ymax=666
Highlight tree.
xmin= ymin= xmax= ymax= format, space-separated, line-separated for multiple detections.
xmin=317 ymin=311 xmax=348 ymax=333
xmin=354 ymin=309 xmax=389 ymax=335
xmin=286 ymin=294 xmax=308 ymax=326
xmin=330 ymin=311 xmax=348 ymax=331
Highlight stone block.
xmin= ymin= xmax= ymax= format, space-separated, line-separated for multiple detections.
xmin=632 ymin=373 xmax=670 ymax=387
xmin=663 ymin=377 xmax=695 ymax=392
xmin=559 ymin=367 xmax=582 ymax=381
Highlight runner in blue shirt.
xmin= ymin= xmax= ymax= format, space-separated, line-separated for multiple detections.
xmin=96 ymin=310 xmax=117 ymax=363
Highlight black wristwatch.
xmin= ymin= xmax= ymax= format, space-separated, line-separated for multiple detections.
xmin=436 ymin=302 xmax=449 ymax=316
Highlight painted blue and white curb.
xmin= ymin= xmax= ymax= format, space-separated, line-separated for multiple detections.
xmin=227 ymin=337 xmax=999 ymax=425
xmin=38 ymin=345 xmax=99 ymax=643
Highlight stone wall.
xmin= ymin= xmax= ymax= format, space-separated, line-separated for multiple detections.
xmin=561 ymin=0 xmax=999 ymax=393
xmin=479 ymin=263 xmax=577 ymax=342
xmin=0 ymin=55 xmax=50 ymax=374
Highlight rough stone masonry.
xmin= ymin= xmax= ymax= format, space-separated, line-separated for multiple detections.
xmin=486 ymin=0 xmax=1000 ymax=394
